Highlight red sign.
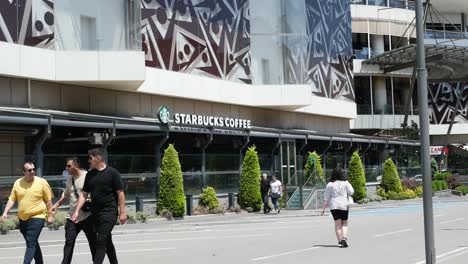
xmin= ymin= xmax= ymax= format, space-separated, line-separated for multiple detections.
xmin=430 ymin=146 xmax=449 ymax=156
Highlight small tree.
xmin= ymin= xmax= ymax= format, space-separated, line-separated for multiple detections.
xmin=157 ymin=144 xmax=185 ymax=217
xmin=348 ymin=151 xmax=367 ymax=201
xmin=381 ymin=158 xmax=402 ymax=193
xmin=239 ymin=146 xmax=262 ymax=211
xmin=304 ymin=151 xmax=325 ymax=186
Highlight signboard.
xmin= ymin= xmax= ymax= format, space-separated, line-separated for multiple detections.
xmin=430 ymin=146 xmax=449 ymax=156
xmin=158 ymin=106 xmax=252 ymax=129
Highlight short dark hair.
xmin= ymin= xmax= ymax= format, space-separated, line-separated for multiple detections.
xmin=66 ymin=157 xmax=81 ymax=168
xmin=330 ymin=167 xmax=346 ymax=182
xmin=23 ymin=162 xmax=35 ymax=170
xmin=88 ymin=148 xmax=105 ymax=159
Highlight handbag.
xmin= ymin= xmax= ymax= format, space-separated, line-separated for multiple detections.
xmin=72 ymin=177 xmax=92 ymax=212
xmin=348 ymin=195 xmax=354 ymax=206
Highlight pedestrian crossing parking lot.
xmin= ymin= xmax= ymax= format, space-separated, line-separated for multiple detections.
xmin=1 ymin=200 xmax=468 ymax=264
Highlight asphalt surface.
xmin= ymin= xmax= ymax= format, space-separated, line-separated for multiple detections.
xmin=1 ymin=199 xmax=468 ymax=264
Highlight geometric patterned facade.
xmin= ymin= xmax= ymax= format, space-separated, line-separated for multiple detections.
xmin=0 ymin=0 xmax=54 ymax=49
xmin=285 ymin=0 xmax=354 ymax=101
xmin=141 ymin=0 xmax=252 ymax=84
xmin=429 ymin=82 xmax=468 ymax=125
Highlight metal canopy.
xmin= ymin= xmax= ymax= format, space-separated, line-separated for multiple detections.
xmin=364 ymin=44 xmax=468 ymax=83
xmin=0 ymin=107 xmax=419 ymax=146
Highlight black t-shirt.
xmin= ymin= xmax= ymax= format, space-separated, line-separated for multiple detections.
xmin=82 ymin=166 xmax=124 ymax=214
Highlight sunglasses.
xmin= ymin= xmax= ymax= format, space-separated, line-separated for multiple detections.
xmin=66 ymin=165 xmax=73 ymax=168
xmin=24 ymin=168 xmax=35 ymax=173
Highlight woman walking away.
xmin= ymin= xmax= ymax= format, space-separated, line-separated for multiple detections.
xmin=269 ymin=175 xmax=282 ymax=214
xmin=321 ymin=168 xmax=354 ymax=248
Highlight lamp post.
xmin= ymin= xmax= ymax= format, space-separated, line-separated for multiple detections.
xmin=415 ymin=0 xmax=435 ymax=263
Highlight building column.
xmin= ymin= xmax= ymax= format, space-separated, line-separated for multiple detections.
xmin=372 ymin=76 xmax=387 ymax=113
xmin=371 ymin=35 xmax=385 ymax=56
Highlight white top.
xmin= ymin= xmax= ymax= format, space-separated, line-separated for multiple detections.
xmin=270 ymin=180 xmax=282 ymax=194
xmin=323 ymin=180 xmax=354 ymax=211
xmin=62 ymin=173 xmax=91 ymax=222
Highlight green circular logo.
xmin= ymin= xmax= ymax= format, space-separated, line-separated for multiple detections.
xmin=158 ymin=106 xmax=171 ymax=124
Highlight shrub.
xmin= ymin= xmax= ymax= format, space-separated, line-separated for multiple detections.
xmin=193 ymin=205 xmax=209 ymax=215
xmin=126 ymin=213 xmax=137 ymax=224
xmin=227 ymin=205 xmax=242 ymax=214
xmin=304 ymin=151 xmax=325 ymax=186
xmin=136 ymin=212 xmax=148 ymax=223
xmin=455 ymin=186 xmax=468 ymax=195
xmin=209 ymin=206 xmax=225 ymax=215
xmin=348 ymin=151 xmax=367 ymax=201
xmin=198 ymin=187 xmax=219 ymax=210
xmin=446 ymin=176 xmax=462 ymax=189
xmin=432 ymin=180 xmax=447 ymax=191
xmin=158 ymin=144 xmax=185 ymax=218
xmin=401 ymin=177 xmax=419 ymax=190
xmin=415 ymin=186 xmax=423 ymax=197
xmin=435 ymin=172 xmax=451 ymax=181
xmin=159 ymin=209 xmax=174 ymax=220
xmin=377 ymin=187 xmax=387 ymax=199
xmin=382 ymin=159 xmax=402 ymax=193
xmin=441 ymin=181 xmax=448 ymax=190
xmin=400 ymin=188 xmax=416 ymax=199
xmin=386 ymin=190 xmax=401 ymax=200
xmin=0 ymin=219 xmax=15 ymax=234
xmin=239 ymin=146 xmax=262 ymax=211
xmin=52 ymin=212 xmax=66 ymax=230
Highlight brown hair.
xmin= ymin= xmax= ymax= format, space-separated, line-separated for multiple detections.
xmin=88 ymin=148 xmax=105 ymax=160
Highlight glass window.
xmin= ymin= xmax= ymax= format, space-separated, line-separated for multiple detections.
xmin=353 ymin=33 xmax=369 ymax=59
xmin=389 ymin=0 xmax=406 ymax=8
xmin=354 ymin=76 xmax=372 ymax=114
xmin=368 ymin=0 xmax=387 ymax=6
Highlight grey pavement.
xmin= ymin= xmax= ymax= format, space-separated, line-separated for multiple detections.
xmin=1 ymin=198 xmax=468 ymax=264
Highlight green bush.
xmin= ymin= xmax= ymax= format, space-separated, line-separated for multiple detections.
xmin=157 ymin=144 xmax=185 ymax=218
xmin=199 ymin=187 xmax=219 ymax=210
xmin=0 ymin=219 xmax=15 ymax=234
xmin=386 ymin=190 xmax=401 ymax=200
xmin=441 ymin=181 xmax=448 ymax=190
xmin=415 ymin=186 xmax=423 ymax=197
xmin=159 ymin=209 xmax=174 ymax=220
xmin=377 ymin=187 xmax=387 ymax=199
xmin=126 ymin=213 xmax=137 ymax=224
xmin=455 ymin=186 xmax=468 ymax=195
xmin=304 ymin=151 xmax=325 ymax=186
xmin=348 ymin=151 xmax=367 ymax=201
xmin=400 ymin=188 xmax=416 ymax=199
xmin=381 ymin=159 xmax=402 ymax=193
xmin=435 ymin=171 xmax=452 ymax=181
xmin=239 ymin=146 xmax=262 ymax=211
xmin=136 ymin=212 xmax=148 ymax=223
xmin=432 ymin=180 xmax=447 ymax=191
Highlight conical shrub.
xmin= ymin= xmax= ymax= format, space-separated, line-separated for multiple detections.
xmin=348 ymin=151 xmax=367 ymax=201
xmin=382 ymin=158 xmax=402 ymax=193
xmin=157 ymin=144 xmax=185 ymax=217
xmin=239 ymin=146 xmax=262 ymax=211
xmin=304 ymin=151 xmax=325 ymax=186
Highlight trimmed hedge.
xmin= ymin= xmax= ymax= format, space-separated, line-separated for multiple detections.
xmin=199 ymin=187 xmax=219 ymax=210
xmin=455 ymin=186 xmax=468 ymax=195
xmin=381 ymin=158 xmax=402 ymax=193
xmin=239 ymin=146 xmax=263 ymax=211
xmin=158 ymin=144 xmax=185 ymax=217
xmin=348 ymin=151 xmax=367 ymax=201
xmin=432 ymin=180 xmax=448 ymax=192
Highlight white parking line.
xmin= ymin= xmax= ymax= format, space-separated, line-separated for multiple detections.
xmin=0 ymin=247 xmax=176 ymax=260
xmin=439 ymin=218 xmax=464 ymax=224
xmin=252 ymin=247 xmax=320 ymax=261
xmin=374 ymin=229 xmax=413 ymax=238
xmin=413 ymin=247 xmax=468 ymax=264
xmin=0 ymin=234 xmax=273 ymax=250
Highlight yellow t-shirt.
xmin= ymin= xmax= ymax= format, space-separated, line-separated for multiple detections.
xmin=8 ymin=176 xmax=53 ymax=221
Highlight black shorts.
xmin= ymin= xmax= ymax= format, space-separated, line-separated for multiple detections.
xmin=330 ymin=209 xmax=349 ymax=221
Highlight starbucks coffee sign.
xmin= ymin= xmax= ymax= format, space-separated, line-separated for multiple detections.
xmin=158 ymin=106 xmax=251 ymax=129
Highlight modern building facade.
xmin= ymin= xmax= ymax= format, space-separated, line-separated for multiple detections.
xmin=0 ymin=0 xmax=420 ymax=209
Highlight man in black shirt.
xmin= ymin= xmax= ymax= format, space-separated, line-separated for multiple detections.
xmin=72 ymin=148 xmax=126 ymax=264
xmin=260 ymin=174 xmax=271 ymax=214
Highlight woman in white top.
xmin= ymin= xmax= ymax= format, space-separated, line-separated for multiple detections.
xmin=321 ymin=168 xmax=354 ymax=248
xmin=269 ymin=175 xmax=282 ymax=214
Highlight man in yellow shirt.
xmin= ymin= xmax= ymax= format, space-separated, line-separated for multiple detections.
xmin=1 ymin=162 xmax=54 ymax=264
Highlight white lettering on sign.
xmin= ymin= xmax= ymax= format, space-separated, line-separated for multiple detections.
xmin=430 ymin=146 xmax=449 ymax=156
xmin=173 ymin=113 xmax=251 ymax=129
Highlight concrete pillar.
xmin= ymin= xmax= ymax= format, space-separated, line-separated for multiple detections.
xmin=372 ymin=76 xmax=387 ymax=113
xmin=371 ymin=35 xmax=385 ymax=56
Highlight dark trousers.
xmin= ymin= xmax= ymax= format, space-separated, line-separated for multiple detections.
xmin=94 ymin=213 xmax=118 ymax=264
xmin=62 ymin=217 xmax=96 ymax=264
xmin=19 ymin=218 xmax=45 ymax=264
xmin=262 ymin=194 xmax=270 ymax=213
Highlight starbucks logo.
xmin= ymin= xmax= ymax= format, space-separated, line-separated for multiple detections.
xmin=158 ymin=106 xmax=171 ymax=124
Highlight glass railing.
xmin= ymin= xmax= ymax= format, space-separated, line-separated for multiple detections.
xmin=352 ymin=0 xmax=415 ymax=10
xmin=425 ymin=30 xmax=468 ymax=40
xmin=354 ymin=49 xmax=370 ymax=59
